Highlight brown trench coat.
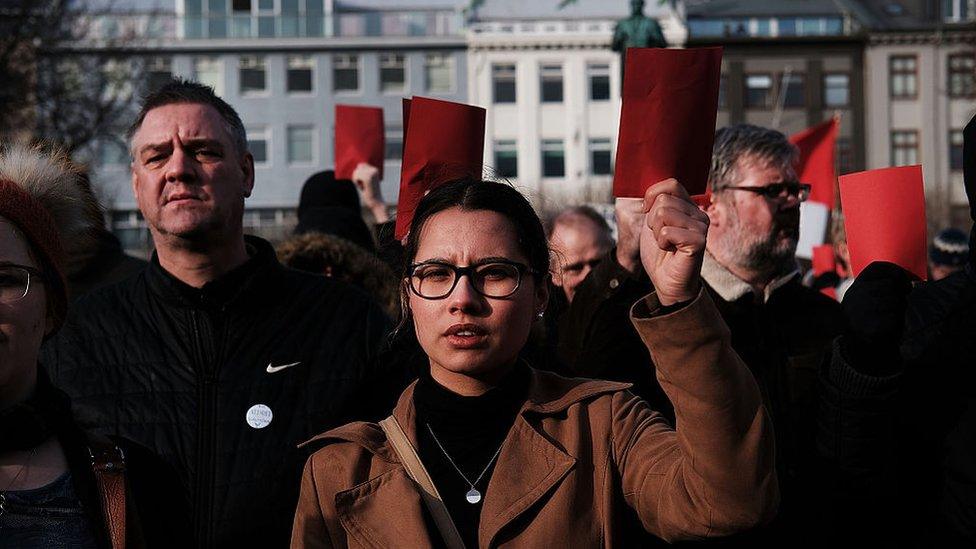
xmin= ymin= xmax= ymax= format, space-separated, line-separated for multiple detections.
xmin=291 ymin=290 xmax=778 ymax=548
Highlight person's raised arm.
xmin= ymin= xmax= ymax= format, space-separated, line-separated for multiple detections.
xmin=612 ymin=179 xmax=778 ymax=541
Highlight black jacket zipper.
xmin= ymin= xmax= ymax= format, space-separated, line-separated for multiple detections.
xmin=191 ymin=309 xmax=218 ymax=547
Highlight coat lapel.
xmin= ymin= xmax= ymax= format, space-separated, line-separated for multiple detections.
xmin=478 ymin=414 xmax=577 ymax=548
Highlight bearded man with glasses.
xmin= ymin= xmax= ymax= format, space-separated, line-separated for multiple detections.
xmin=557 ymin=124 xmax=846 ymax=545
xmin=696 ymin=123 xmax=846 ymax=545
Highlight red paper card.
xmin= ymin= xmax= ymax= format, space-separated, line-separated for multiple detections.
xmin=395 ymin=96 xmax=486 ymax=239
xmin=839 ymin=165 xmax=928 ymax=280
xmin=334 ymin=105 xmax=385 ymax=180
xmin=790 ymin=117 xmax=838 ymax=208
xmin=613 ymin=47 xmax=723 ymax=198
xmin=811 ymin=244 xmax=836 ymax=276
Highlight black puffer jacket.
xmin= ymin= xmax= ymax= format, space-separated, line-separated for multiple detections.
xmin=42 ymin=236 xmax=404 ymax=548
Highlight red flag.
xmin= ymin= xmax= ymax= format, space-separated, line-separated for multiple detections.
xmin=839 ymin=165 xmax=928 ymax=280
xmin=334 ymin=105 xmax=385 ymax=180
xmin=790 ymin=117 xmax=838 ymax=208
xmin=395 ymin=96 xmax=486 ymax=239
xmin=613 ymin=47 xmax=723 ymax=198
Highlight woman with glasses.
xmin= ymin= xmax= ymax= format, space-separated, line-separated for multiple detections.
xmin=0 ymin=144 xmax=187 ymax=548
xmin=292 ymin=177 xmax=776 ymax=548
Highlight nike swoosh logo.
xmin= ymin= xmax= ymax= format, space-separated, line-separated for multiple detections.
xmin=266 ymin=362 xmax=301 ymax=374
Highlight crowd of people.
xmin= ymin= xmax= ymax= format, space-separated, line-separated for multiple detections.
xmin=0 ymin=77 xmax=974 ymax=548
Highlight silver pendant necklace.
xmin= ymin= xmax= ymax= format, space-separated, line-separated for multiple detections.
xmin=425 ymin=423 xmax=503 ymax=504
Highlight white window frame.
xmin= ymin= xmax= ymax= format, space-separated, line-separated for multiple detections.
xmin=424 ymin=52 xmax=455 ymax=94
xmin=246 ymin=126 xmax=271 ymax=166
xmin=333 ymin=53 xmax=361 ymax=94
xmin=286 ymin=54 xmax=315 ymax=95
xmin=379 ymin=53 xmax=407 ymax=94
xmin=286 ymin=124 xmax=317 ymax=165
xmin=239 ymin=54 xmax=269 ymax=96
xmin=194 ymin=56 xmax=224 ymax=97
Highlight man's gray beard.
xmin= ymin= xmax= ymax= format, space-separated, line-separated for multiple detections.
xmin=722 ymin=214 xmax=798 ymax=275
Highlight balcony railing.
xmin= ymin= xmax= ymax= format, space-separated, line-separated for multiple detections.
xmin=180 ymin=11 xmax=462 ymax=40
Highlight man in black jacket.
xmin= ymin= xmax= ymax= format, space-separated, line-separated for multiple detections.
xmin=819 ymin=113 xmax=976 ymax=546
xmin=42 ymin=79 xmax=405 ymax=548
xmin=559 ymin=124 xmax=845 ymax=546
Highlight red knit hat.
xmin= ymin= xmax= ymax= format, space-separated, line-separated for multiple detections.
xmin=0 ymin=178 xmax=69 ymax=330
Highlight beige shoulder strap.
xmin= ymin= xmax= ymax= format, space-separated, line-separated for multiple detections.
xmin=379 ymin=416 xmax=466 ymax=549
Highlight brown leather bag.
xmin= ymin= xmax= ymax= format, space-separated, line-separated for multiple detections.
xmin=87 ymin=438 xmax=127 ymax=549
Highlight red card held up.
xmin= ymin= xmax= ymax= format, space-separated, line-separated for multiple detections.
xmin=839 ymin=165 xmax=928 ymax=280
xmin=613 ymin=47 xmax=723 ymax=198
xmin=334 ymin=105 xmax=385 ymax=180
xmin=395 ymin=96 xmax=486 ymax=239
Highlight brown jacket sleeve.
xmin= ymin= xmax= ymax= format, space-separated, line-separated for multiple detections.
xmin=291 ymin=457 xmax=337 ymax=549
xmin=613 ymin=288 xmax=778 ymax=541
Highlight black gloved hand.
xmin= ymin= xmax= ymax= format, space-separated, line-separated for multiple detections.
xmin=841 ymin=261 xmax=915 ymax=376
xmin=812 ymin=271 xmax=841 ymax=291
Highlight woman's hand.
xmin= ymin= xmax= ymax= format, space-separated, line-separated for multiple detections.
xmin=639 ymin=179 xmax=710 ymax=306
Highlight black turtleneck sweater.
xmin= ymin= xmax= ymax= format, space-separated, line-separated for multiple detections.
xmin=414 ymin=365 xmax=530 ymax=548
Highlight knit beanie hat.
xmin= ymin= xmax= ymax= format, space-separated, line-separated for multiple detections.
xmin=0 ymin=144 xmax=97 ymax=333
xmin=930 ymin=227 xmax=969 ymax=268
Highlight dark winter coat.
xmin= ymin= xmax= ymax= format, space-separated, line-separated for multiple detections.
xmin=42 ymin=236 xmax=405 ymax=548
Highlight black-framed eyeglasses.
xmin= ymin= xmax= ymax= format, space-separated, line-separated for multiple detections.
xmin=407 ymin=260 xmax=537 ymax=300
xmin=0 ymin=265 xmax=44 ymax=305
xmin=720 ymin=182 xmax=812 ymax=202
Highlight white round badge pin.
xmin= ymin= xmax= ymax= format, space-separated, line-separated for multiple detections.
xmin=246 ymin=404 xmax=273 ymax=429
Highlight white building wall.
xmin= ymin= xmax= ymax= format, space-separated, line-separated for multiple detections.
xmin=864 ymin=37 xmax=975 ymax=229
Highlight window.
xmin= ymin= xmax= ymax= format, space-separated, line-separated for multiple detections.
xmin=541 ymin=139 xmax=565 ymax=178
xmin=891 ymin=130 xmax=919 ymax=166
xmin=589 ymin=138 xmax=612 ymax=176
xmin=836 ymin=137 xmax=853 ymax=175
xmin=287 ymin=125 xmax=314 ymax=163
xmin=745 ymin=74 xmax=773 ymax=108
xmin=425 ymin=53 xmax=454 ymax=93
xmin=890 ymin=55 xmax=917 ymax=99
xmin=333 ymin=54 xmax=359 ymax=92
xmin=239 ymin=55 xmax=267 ymax=94
xmin=950 ymin=130 xmax=965 ymax=171
xmin=287 ymin=55 xmax=314 ymax=93
xmin=232 ymin=0 xmax=251 ymax=11
xmin=99 ymin=139 xmax=129 ymax=167
xmin=493 ymin=64 xmax=516 ymax=104
xmin=944 ymin=0 xmax=970 ymax=22
xmin=823 ymin=73 xmax=850 ymax=107
xmin=540 ymin=64 xmax=563 ymax=103
xmin=385 ymin=127 xmax=402 ymax=160
xmin=948 ymin=53 xmax=975 ymax=98
xmin=380 ymin=53 xmax=406 ymax=93
xmin=111 ymin=210 xmax=151 ymax=255
xmin=494 ymin=140 xmax=517 ymax=178
xmin=247 ymin=126 xmax=269 ymax=164
xmin=145 ymin=57 xmax=172 ymax=92
xmin=588 ymin=63 xmax=610 ymax=101
xmin=780 ymin=73 xmax=805 ymax=108
xmin=194 ymin=56 xmax=223 ymax=96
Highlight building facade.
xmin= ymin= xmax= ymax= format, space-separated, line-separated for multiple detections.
xmin=860 ymin=0 xmax=976 ymax=232
xmin=686 ymin=0 xmax=870 ymax=184
xmin=465 ymin=0 xmax=687 ymax=214
xmin=93 ymin=0 xmax=469 ymax=253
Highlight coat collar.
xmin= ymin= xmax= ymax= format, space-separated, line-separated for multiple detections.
xmin=145 ymin=234 xmax=283 ymax=309
xmin=302 ymin=369 xmax=630 ymax=546
xmin=701 ymin=251 xmax=799 ymax=304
